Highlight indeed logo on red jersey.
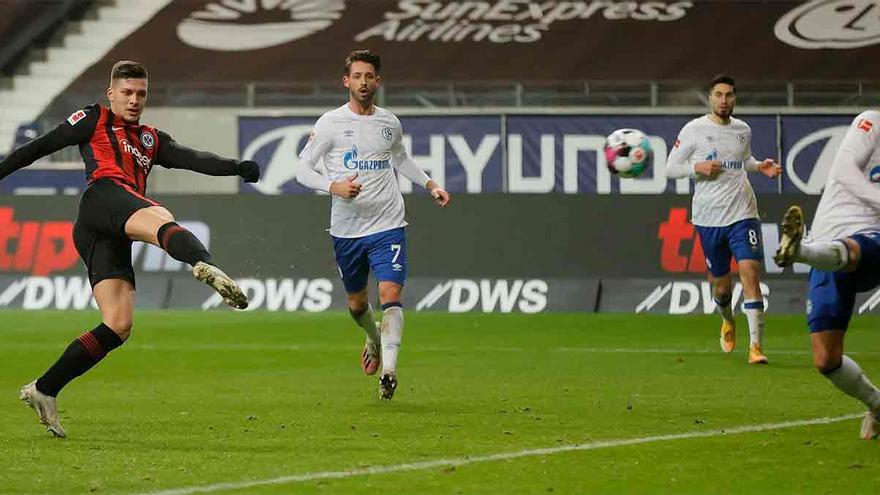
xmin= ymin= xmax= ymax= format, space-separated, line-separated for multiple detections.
xmin=120 ymin=139 xmax=152 ymax=171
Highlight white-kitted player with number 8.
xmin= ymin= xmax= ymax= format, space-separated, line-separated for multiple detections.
xmin=296 ymin=49 xmax=450 ymax=400
xmin=666 ymin=74 xmax=781 ymax=364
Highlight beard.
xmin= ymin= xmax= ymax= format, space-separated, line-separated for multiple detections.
xmin=713 ymin=106 xmax=732 ymax=119
xmin=352 ymin=87 xmax=375 ymax=106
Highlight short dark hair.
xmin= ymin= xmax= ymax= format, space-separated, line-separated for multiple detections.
xmin=110 ymin=60 xmax=148 ymax=82
xmin=343 ymin=50 xmax=381 ymax=76
xmin=708 ymin=74 xmax=735 ymax=93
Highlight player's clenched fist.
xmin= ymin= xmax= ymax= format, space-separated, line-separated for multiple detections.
xmin=694 ymin=160 xmax=722 ymax=178
xmin=330 ymin=174 xmax=362 ymax=199
xmin=237 ymin=160 xmax=261 ymax=183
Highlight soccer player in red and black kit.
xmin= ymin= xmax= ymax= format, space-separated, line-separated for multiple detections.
xmin=0 ymin=61 xmax=260 ymax=438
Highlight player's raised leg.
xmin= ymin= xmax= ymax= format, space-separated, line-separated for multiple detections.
xmin=21 ymin=279 xmax=131 ymax=437
xmin=126 ymin=205 xmax=247 ymax=309
xmin=775 ymin=205 xmax=850 ymax=271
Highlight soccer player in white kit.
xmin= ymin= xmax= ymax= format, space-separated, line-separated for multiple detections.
xmin=667 ymin=75 xmax=781 ymax=364
xmin=774 ymin=110 xmax=880 ymax=439
xmin=295 ymin=50 xmax=450 ymax=400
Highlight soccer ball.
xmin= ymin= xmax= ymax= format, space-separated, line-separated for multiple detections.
xmin=604 ymin=128 xmax=653 ymax=178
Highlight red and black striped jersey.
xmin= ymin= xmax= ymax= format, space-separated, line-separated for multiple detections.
xmin=74 ymin=104 xmax=158 ymax=194
xmin=0 ymin=104 xmax=244 ymax=194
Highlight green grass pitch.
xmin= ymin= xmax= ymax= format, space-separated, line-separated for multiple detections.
xmin=1 ymin=311 xmax=879 ymax=494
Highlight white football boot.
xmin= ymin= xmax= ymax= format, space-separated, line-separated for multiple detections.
xmin=193 ymin=261 xmax=248 ymax=309
xmin=20 ymin=381 xmax=66 ymax=438
xmin=860 ymin=411 xmax=880 ymax=440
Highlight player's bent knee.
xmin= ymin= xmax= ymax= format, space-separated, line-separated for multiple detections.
xmin=842 ymin=238 xmax=861 ymax=272
xmin=815 ymin=353 xmax=843 ymax=375
xmin=103 ymin=317 xmax=133 ymax=340
xmin=713 ymin=285 xmax=732 ymax=301
xmin=146 ymin=205 xmax=174 ymax=223
xmin=346 ymin=293 xmax=368 ymax=315
xmin=349 ymin=303 xmax=368 ymax=318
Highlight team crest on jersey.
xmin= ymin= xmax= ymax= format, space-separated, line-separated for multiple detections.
xmin=140 ymin=132 xmax=155 ymax=149
xmin=67 ymin=110 xmax=86 ymax=126
xmin=381 ymin=127 xmax=393 ymax=141
xmin=869 ymin=165 xmax=880 ymax=183
xmin=858 ymin=119 xmax=874 ymax=133
xmin=737 ymin=134 xmax=746 ymax=143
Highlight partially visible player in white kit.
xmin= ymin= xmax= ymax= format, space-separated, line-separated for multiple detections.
xmin=667 ymin=74 xmax=781 ymax=364
xmin=295 ymin=50 xmax=450 ymax=400
xmin=775 ymin=110 xmax=880 ymax=439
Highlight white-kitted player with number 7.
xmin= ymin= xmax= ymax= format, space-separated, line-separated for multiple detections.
xmin=666 ymin=74 xmax=781 ymax=364
xmin=295 ymin=49 xmax=450 ymax=400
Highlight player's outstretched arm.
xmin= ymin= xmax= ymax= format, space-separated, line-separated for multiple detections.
xmin=748 ymin=158 xmax=782 ymax=178
xmin=0 ymin=107 xmax=96 ymax=181
xmin=154 ymin=131 xmax=259 ymax=182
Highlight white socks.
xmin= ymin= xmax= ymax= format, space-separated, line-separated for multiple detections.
xmin=798 ymin=240 xmax=848 ymax=272
xmin=825 ymin=355 xmax=880 ymax=412
xmin=742 ymin=298 xmax=765 ymax=346
xmin=351 ymin=304 xmax=380 ymax=345
xmin=381 ymin=305 xmax=403 ymax=374
xmin=714 ymin=295 xmax=735 ymax=323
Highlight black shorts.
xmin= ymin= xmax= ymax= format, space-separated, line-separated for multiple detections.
xmin=73 ymin=178 xmax=161 ymax=288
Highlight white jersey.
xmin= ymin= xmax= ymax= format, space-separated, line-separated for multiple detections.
xmin=809 ymin=110 xmax=880 ymax=242
xmin=666 ymin=115 xmax=760 ymax=227
xmin=298 ymin=104 xmax=428 ymax=238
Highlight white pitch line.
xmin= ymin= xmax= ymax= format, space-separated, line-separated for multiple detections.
xmin=133 ymin=413 xmax=862 ymax=495
xmin=5 ymin=343 xmax=879 ymax=356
